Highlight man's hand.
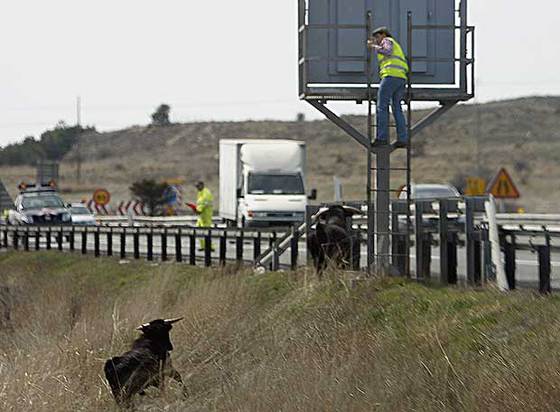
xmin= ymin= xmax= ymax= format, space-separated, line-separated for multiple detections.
xmin=367 ymin=38 xmax=380 ymax=49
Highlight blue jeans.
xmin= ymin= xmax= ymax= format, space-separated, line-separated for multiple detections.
xmin=376 ymin=76 xmax=407 ymax=142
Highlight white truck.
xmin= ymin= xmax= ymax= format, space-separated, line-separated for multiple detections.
xmin=219 ymin=139 xmax=316 ymax=227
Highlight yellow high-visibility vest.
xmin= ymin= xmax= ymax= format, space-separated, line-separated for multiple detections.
xmin=377 ymin=38 xmax=409 ymax=80
xmin=196 ymin=187 xmax=213 ymax=226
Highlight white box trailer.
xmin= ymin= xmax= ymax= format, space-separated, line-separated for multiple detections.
xmin=219 ymin=139 xmax=315 ymax=227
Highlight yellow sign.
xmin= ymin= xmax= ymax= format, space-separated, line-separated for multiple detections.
xmin=465 ymin=177 xmax=486 ymax=196
xmin=93 ymin=188 xmax=111 ymax=206
xmin=488 ymin=168 xmax=520 ymax=199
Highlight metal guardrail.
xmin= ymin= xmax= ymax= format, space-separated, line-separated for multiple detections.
xmin=95 ymin=215 xmax=223 ymax=226
xmin=0 ymin=223 xmax=296 ymax=270
xmin=94 ymin=212 xmax=560 ymax=229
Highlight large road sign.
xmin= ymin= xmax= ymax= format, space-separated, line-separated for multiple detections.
xmin=93 ymin=188 xmax=111 ymax=206
xmin=298 ymin=0 xmax=474 ymax=102
xmin=487 ymin=168 xmax=520 ymax=199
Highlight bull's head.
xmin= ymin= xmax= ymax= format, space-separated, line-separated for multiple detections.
xmin=318 ymin=205 xmax=362 ymax=229
xmin=136 ymin=317 xmax=183 ymax=351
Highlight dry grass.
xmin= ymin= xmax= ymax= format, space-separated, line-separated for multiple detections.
xmin=2 ymin=252 xmax=560 ymax=411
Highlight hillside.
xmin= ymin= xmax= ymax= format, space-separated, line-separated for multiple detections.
xmin=1 ymin=96 xmax=559 ymax=211
xmin=2 ymin=252 xmax=560 ymax=411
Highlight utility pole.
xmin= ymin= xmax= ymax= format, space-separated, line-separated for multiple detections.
xmin=76 ymin=96 xmax=82 ymax=184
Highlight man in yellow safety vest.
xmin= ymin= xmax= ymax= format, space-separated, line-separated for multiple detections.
xmin=367 ymin=26 xmax=409 ymax=148
xmin=187 ymin=181 xmax=214 ymax=251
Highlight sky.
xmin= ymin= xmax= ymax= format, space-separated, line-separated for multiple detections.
xmin=0 ymin=0 xmax=559 ymax=146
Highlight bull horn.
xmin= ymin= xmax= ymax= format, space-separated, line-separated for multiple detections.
xmin=342 ymin=206 xmax=363 ymax=215
xmin=164 ymin=317 xmax=184 ymax=324
xmin=136 ymin=322 xmax=150 ymax=330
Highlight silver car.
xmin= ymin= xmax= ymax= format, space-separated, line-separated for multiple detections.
xmin=397 ymin=184 xmax=463 ymax=233
xmin=69 ymin=203 xmax=96 ymax=226
xmin=398 ymin=184 xmax=461 ymax=200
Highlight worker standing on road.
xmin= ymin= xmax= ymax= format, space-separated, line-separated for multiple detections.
xmin=367 ymin=27 xmax=409 ymax=147
xmin=187 ymin=181 xmax=214 ymax=251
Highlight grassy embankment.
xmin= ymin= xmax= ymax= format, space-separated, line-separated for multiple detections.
xmin=1 ymin=251 xmax=560 ymax=411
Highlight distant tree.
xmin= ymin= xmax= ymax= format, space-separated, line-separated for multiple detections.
xmin=129 ymin=179 xmax=168 ymax=216
xmin=296 ymin=112 xmax=306 ymax=122
xmin=151 ymin=104 xmax=171 ymax=126
xmin=0 ymin=122 xmax=94 ymax=166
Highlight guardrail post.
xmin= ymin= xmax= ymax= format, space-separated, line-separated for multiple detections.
xmin=447 ymin=232 xmax=458 ymax=284
xmin=253 ymin=232 xmax=261 ymax=262
xmin=236 ymin=230 xmax=244 ymax=263
xmin=483 ymin=230 xmax=493 ymax=282
xmin=504 ymin=236 xmax=516 ymax=290
xmin=3 ymin=226 xmax=8 ymax=248
xmin=305 ymin=206 xmax=313 ymax=267
xmin=268 ymin=232 xmax=277 ymax=271
xmin=465 ymin=198 xmax=476 ymax=285
xmin=473 ymin=239 xmax=482 ymax=286
xmin=419 ymin=233 xmax=432 ymax=280
xmin=415 ymin=201 xmax=429 ymax=280
xmin=12 ymin=229 xmax=18 ymax=250
xmin=133 ymin=229 xmax=140 ymax=260
xmin=290 ymin=225 xmax=298 ymax=271
xmin=204 ymin=230 xmax=212 ymax=267
xmin=107 ymin=229 xmax=113 ymax=257
xmin=24 ymin=227 xmax=30 ymax=251
xmin=352 ymin=230 xmax=362 ymax=271
xmin=45 ymin=228 xmax=51 ymax=250
xmin=94 ymin=227 xmax=100 ymax=257
xmin=69 ymin=227 xmax=75 ymax=251
xmin=120 ymin=228 xmax=126 ymax=259
xmin=35 ymin=229 xmax=40 ymax=251
xmin=57 ymin=227 xmax=63 ymax=251
xmin=219 ymin=231 xmax=226 ymax=266
xmin=439 ymin=200 xmax=449 ymax=284
xmin=189 ymin=230 xmax=196 ymax=265
xmin=537 ymin=245 xmax=551 ymax=294
xmin=272 ymin=238 xmax=280 ymax=272
xmin=81 ymin=228 xmax=87 ymax=255
xmin=391 ymin=211 xmax=404 ymax=276
xmin=161 ymin=229 xmax=167 ymax=261
xmin=175 ymin=229 xmax=183 ymax=262
xmin=147 ymin=229 xmax=153 ymax=261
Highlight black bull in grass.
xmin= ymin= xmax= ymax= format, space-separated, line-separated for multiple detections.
xmin=104 ymin=317 xmax=186 ymax=406
xmin=307 ymin=205 xmax=362 ymax=275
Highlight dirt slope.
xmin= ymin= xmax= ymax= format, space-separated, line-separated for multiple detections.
xmin=1 ymin=96 xmax=559 ymax=211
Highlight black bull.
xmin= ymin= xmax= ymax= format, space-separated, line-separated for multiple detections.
xmin=307 ymin=205 xmax=362 ymax=274
xmin=104 ymin=317 xmax=186 ymax=405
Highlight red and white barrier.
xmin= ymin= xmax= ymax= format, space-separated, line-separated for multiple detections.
xmin=86 ymin=199 xmax=111 ymax=215
xmin=116 ymin=200 xmax=146 ymax=216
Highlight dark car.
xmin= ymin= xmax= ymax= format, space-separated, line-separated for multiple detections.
xmin=8 ymin=184 xmax=71 ymax=225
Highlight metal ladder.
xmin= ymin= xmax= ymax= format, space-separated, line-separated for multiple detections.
xmin=365 ymin=12 xmax=413 ymax=277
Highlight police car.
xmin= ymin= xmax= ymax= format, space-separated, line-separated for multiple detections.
xmin=8 ymin=183 xmax=72 ymax=225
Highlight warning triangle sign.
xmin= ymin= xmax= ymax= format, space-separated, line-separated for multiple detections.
xmin=487 ymin=168 xmax=520 ymax=199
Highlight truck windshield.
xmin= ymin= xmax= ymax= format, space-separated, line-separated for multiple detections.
xmin=248 ymin=173 xmax=304 ymax=195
